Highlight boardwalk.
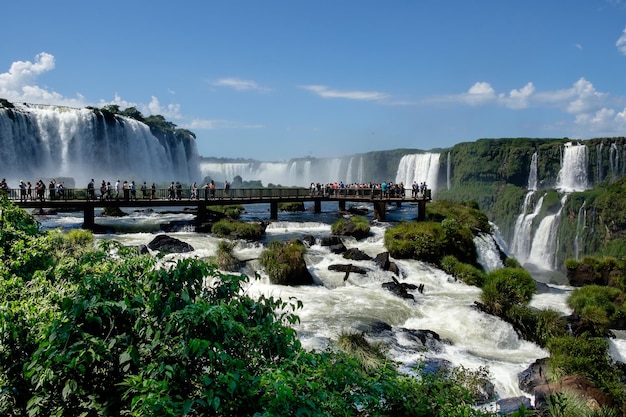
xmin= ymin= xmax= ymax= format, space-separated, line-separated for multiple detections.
xmin=7 ymin=187 xmax=431 ymax=229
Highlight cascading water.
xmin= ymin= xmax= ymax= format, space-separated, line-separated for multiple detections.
xmin=610 ymin=143 xmax=620 ymax=180
xmin=557 ymin=142 xmax=589 ymax=192
xmin=574 ymin=201 xmax=587 ymax=260
xmin=0 ymin=103 xmax=200 ymax=185
xmin=510 ymin=193 xmax=544 ymax=265
xmin=447 ymin=152 xmax=451 ymax=190
xmin=527 ymin=196 xmax=567 ymax=270
xmin=395 ymin=153 xmax=440 ymax=192
xmin=200 ymin=156 xmax=366 ymax=187
xmin=527 ymin=152 xmax=538 ymax=191
xmin=474 ymin=233 xmax=504 ymax=272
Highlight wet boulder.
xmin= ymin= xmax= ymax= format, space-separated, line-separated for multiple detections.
xmin=147 ymin=234 xmax=194 ymax=254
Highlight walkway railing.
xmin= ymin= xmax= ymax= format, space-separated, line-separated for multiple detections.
xmin=2 ymin=187 xmax=431 ymax=202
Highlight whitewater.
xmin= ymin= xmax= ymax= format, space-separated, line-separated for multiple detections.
xmin=35 ymin=201 xmax=584 ymax=406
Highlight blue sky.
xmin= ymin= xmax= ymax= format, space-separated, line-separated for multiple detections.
xmin=2 ymin=0 xmax=626 ymax=161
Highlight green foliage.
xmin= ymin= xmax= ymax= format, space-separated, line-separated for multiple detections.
xmin=259 ymin=239 xmax=307 ymax=285
xmin=547 ymin=335 xmax=625 ymax=404
xmin=480 ymin=268 xmax=536 ymax=315
xmin=568 ymin=285 xmax=625 ymax=335
xmin=336 ymin=331 xmax=388 ymax=371
xmin=278 ymin=202 xmax=305 ymax=212
xmin=214 ymin=240 xmax=242 ymax=272
xmin=211 ymin=219 xmax=265 ymax=240
xmin=207 ymin=205 xmax=244 ymax=219
xmin=331 ymin=216 xmax=371 ymax=239
xmin=440 ymin=255 xmax=486 ymax=286
xmin=426 ymin=200 xmax=491 ymax=234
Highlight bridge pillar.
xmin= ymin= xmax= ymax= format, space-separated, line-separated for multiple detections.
xmin=373 ymin=201 xmax=386 ymax=221
xmin=83 ymin=204 xmax=95 ymax=230
xmin=270 ymin=202 xmax=278 ymax=220
xmin=314 ymin=200 xmax=321 ymax=213
xmin=338 ymin=200 xmax=346 ymax=212
xmin=417 ymin=200 xmax=426 ymax=221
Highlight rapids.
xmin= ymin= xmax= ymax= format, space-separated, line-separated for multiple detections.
xmin=35 ymin=201 xmax=583 ymax=404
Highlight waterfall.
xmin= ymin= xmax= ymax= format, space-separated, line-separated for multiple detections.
xmin=395 ymin=153 xmax=440 ymax=192
xmin=596 ymin=142 xmax=604 ymax=183
xmin=357 ymin=156 xmax=364 ymax=184
xmin=574 ymin=201 xmax=587 ymax=260
xmin=446 ymin=152 xmax=451 ymax=190
xmin=610 ymin=143 xmax=619 ymax=180
xmin=345 ymin=157 xmax=354 ymax=184
xmin=0 ymin=103 xmax=200 ymax=185
xmin=474 ymin=233 xmax=504 ymax=272
xmin=556 ymin=142 xmax=589 ymax=192
xmin=510 ymin=193 xmax=544 ymax=265
xmin=527 ymin=196 xmax=567 ymax=270
xmin=528 ymin=152 xmax=538 ymax=191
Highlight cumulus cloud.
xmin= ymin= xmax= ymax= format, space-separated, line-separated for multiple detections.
xmin=617 ymin=26 xmax=626 ymax=55
xmin=147 ymin=96 xmax=182 ymax=120
xmin=301 ymin=84 xmax=388 ymax=101
xmin=0 ymin=52 xmax=84 ymax=107
xmin=212 ymin=77 xmax=269 ymax=92
xmin=500 ymin=82 xmax=536 ymax=109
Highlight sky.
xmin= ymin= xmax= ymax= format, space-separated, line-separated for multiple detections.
xmin=2 ymin=0 xmax=626 ymax=161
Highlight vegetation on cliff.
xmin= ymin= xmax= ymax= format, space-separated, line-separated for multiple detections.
xmin=0 ymin=196 xmax=501 ymax=416
xmin=259 ymin=239 xmax=313 ymax=285
xmin=384 ymin=200 xmax=490 ymax=266
xmin=211 ymin=219 xmax=265 ymax=240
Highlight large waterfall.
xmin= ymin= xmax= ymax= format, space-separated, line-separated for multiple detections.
xmin=395 ymin=153 xmax=440 ymax=192
xmin=511 ymin=144 xmax=591 ymax=271
xmin=557 ymin=142 xmax=589 ymax=192
xmin=0 ymin=103 xmax=200 ymax=186
xmin=200 ymin=156 xmax=365 ymax=187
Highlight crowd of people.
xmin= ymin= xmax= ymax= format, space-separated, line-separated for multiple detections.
xmin=309 ymin=180 xmax=429 ymax=198
xmin=1 ymin=177 xmax=428 ymax=202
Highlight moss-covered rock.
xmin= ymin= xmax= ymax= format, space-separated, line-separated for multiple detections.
xmin=331 ymin=216 xmax=370 ymax=240
xmin=259 ymin=239 xmax=313 ymax=285
xmin=278 ymin=202 xmax=305 ymax=212
xmin=211 ymin=219 xmax=266 ymax=240
xmin=384 ymin=200 xmax=489 ymax=266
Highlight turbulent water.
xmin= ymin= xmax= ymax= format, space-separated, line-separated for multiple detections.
xmin=34 ymin=201 xmax=588 ymax=405
xmin=0 ymin=103 xmax=200 ymax=186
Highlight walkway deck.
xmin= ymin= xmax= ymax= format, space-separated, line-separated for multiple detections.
xmin=8 ymin=187 xmax=431 ymax=229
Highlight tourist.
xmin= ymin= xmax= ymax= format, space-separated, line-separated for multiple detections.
xmin=87 ymin=179 xmax=95 ymax=201
xmin=223 ymin=180 xmax=230 ymax=198
xmin=49 ymin=179 xmax=56 ymax=200
xmin=19 ymin=180 xmax=26 ymax=202
xmin=115 ymin=179 xmax=121 ymax=200
xmin=27 ymin=181 xmax=32 ymax=201
xmin=190 ymin=182 xmax=198 ymax=200
xmin=141 ymin=182 xmax=148 ymax=199
xmin=151 ymin=182 xmax=156 ymax=200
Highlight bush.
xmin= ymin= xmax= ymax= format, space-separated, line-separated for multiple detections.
xmin=480 ymin=268 xmax=536 ymax=315
xmin=331 ymin=216 xmax=370 ymax=239
xmin=259 ymin=239 xmax=312 ymax=285
xmin=440 ymin=255 xmax=486 ymax=286
xmin=214 ymin=240 xmax=242 ymax=271
xmin=211 ymin=219 xmax=265 ymax=240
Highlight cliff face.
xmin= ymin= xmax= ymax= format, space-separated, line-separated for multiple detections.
xmin=437 ymin=137 xmax=626 ymax=271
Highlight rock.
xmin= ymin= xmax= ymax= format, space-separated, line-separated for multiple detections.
xmin=534 ymin=374 xmax=613 ymax=410
xmin=382 ymin=276 xmax=417 ymax=300
xmin=301 ymin=235 xmax=317 ymax=247
xmin=147 ymin=234 xmax=194 ymax=253
xmin=343 ymin=248 xmax=372 ymax=261
xmin=137 ymin=244 xmax=150 ymax=255
xmin=374 ymin=252 xmax=391 ymax=270
xmin=518 ymin=358 xmax=550 ymax=394
xmin=320 ymin=236 xmax=347 ymax=254
xmin=497 ymin=396 xmax=532 ymax=415
xmin=328 ymin=264 xmax=368 ymax=280
xmin=388 ymin=261 xmax=400 ymax=276
xmin=397 ymin=328 xmax=447 ymax=353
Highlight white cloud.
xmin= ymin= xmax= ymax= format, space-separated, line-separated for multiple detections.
xmin=500 ymin=82 xmax=536 ymax=109
xmin=212 ymin=77 xmax=269 ymax=92
xmin=146 ymin=96 xmax=182 ymax=119
xmin=0 ymin=52 xmax=84 ymax=107
xmin=617 ymin=26 xmax=626 ymax=55
xmin=301 ymin=84 xmax=388 ymax=101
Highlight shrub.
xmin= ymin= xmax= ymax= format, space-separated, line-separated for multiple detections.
xmin=259 ymin=239 xmax=311 ymax=285
xmin=480 ymin=268 xmax=536 ymax=314
xmin=214 ymin=240 xmax=242 ymax=271
xmin=211 ymin=219 xmax=265 ymax=240
xmin=440 ymin=255 xmax=486 ymax=286
xmin=331 ymin=216 xmax=370 ymax=239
